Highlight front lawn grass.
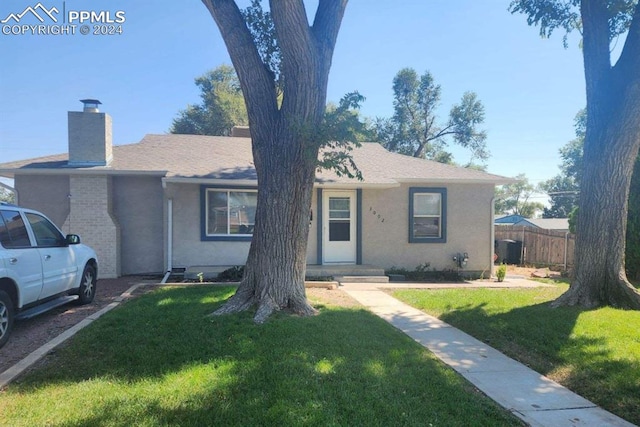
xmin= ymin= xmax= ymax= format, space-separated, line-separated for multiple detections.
xmin=0 ymin=286 xmax=522 ymax=427
xmin=391 ymin=285 xmax=640 ymax=425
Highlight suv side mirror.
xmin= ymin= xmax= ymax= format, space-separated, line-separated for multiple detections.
xmin=66 ymin=234 xmax=81 ymax=245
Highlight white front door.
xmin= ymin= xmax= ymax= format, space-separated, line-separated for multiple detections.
xmin=323 ymin=191 xmax=356 ymax=264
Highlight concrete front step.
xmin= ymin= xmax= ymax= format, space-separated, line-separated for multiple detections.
xmin=334 ymin=275 xmax=389 ymax=284
xmin=306 ymin=264 xmax=386 ymax=278
xmin=184 ymin=265 xmax=390 ymax=283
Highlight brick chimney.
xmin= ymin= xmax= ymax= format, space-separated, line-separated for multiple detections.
xmin=63 ymin=99 xmax=121 ymax=277
xmin=68 ymin=99 xmax=113 ymax=166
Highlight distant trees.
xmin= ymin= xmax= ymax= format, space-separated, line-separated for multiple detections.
xmin=375 ymin=68 xmax=489 ymax=166
xmin=540 ymin=109 xmax=584 ymax=218
xmin=0 ymin=187 xmax=14 ymax=204
xmin=170 ymin=65 xmax=248 ymax=136
xmin=171 ymin=64 xmax=490 ymax=169
xmin=495 ymin=173 xmax=544 ymax=218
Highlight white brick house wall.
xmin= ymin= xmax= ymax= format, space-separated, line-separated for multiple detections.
xmin=63 ymin=175 xmax=121 ymax=278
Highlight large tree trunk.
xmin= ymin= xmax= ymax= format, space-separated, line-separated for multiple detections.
xmin=202 ymin=0 xmax=347 ymax=322
xmin=553 ymin=0 xmax=640 ymax=309
xmin=213 ymin=127 xmax=318 ymax=322
xmin=554 ymin=125 xmax=640 ymax=309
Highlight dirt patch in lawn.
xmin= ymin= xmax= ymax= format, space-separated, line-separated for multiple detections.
xmin=307 ymin=287 xmax=363 ymax=309
xmin=506 ymin=265 xmax=563 ymax=279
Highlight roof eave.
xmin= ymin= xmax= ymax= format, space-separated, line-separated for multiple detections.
xmin=0 ymin=168 xmax=168 ymax=177
xmin=163 ymin=177 xmax=258 ymax=187
xmin=314 ymin=181 xmax=400 ymax=189
xmin=395 ymin=177 xmax=515 ymax=185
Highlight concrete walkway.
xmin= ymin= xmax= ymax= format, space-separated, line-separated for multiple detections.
xmin=340 ymin=282 xmax=636 ymax=427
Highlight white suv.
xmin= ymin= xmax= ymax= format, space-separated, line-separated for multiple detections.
xmin=0 ymin=203 xmax=98 ymax=349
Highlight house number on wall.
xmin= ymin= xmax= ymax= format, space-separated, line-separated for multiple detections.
xmin=369 ymin=206 xmax=385 ymax=223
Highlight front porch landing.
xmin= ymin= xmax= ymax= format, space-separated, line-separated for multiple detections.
xmin=306 ymin=264 xmax=389 ymax=283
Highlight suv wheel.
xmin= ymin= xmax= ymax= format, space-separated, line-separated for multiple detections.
xmin=0 ymin=290 xmax=14 ymax=349
xmin=77 ymin=265 xmax=97 ymax=305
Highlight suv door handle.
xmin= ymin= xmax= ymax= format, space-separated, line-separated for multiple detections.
xmin=9 ymin=258 xmax=17 ymax=264
xmin=44 ymin=255 xmax=51 ymax=260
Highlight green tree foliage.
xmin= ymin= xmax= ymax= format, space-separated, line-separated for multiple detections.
xmin=568 ymin=206 xmax=578 ymax=234
xmin=510 ymin=0 xmax=636 ymax=46
xmin=375 ymin=68 xmax=489 ymax=166
xmin=560 ymin=109 xmax=586 ymax=181
xmin=0 ymin=187 xmax=15 ymax=204
xmin=495 ymin=173 xmax=545 ymax=217
xmin=542 ymin=175 xmax=579 ymax=218
xmin=511 ymin=0 xmax=640 ymax=309
xmin=541 ymin=109 xmax=584 ymax=218
xmin=316 ymin=92 xmax=374 ymax=180
xmin=242 ymin=0 xmax=282 ymax=93
xmin=170 ymin=65 xmax=248 ymax=136
xmin=324 ymin=94 xmax=375 ymax=144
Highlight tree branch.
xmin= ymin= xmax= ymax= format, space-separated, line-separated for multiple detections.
xmin=201 ymin=0 xmax=278 ymax=130
xmin=312 ymin=0 xmax=348 ymax=58
xmin=270 ymin=0 xmax=314 ymax=62
xmin=427 ymin=125 xmax=456 ymax=142
xmin=417 ymin=114 xmax=435 ymax=158
xmin=399 ymin=96 xmax=422 ymax=157
xmin=269 ymin=0 xmax=315 ymax=119
xmin=613 ymin=4 xmax=640 ymax=88
xmin=270 ymin=0 xmax=347 ymax=124
xmin=424 ymin=115 xmax=437 ymax=138
xmin=580 ymin=0 xmax=613 ymax=108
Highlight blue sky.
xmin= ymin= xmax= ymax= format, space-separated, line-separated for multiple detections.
xmin=0 ymin=0 xmax=586 ymax=202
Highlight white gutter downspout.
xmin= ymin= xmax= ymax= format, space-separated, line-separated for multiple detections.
xmin=161 ymin=198 xmax=173 ymax=284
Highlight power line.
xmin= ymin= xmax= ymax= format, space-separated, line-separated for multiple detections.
xmin=547 ymin=191 xmax=580 ymax=195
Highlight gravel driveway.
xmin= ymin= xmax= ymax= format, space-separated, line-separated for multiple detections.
xmin=0 ymin=277 xmax=150 ymax=375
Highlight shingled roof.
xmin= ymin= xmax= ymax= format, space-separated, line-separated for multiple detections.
xmin=0 ymin=134 xmax=512 ymax=186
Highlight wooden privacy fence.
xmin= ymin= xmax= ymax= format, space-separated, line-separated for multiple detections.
xmin=494 ymin=225 xmax=575 ymax=268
